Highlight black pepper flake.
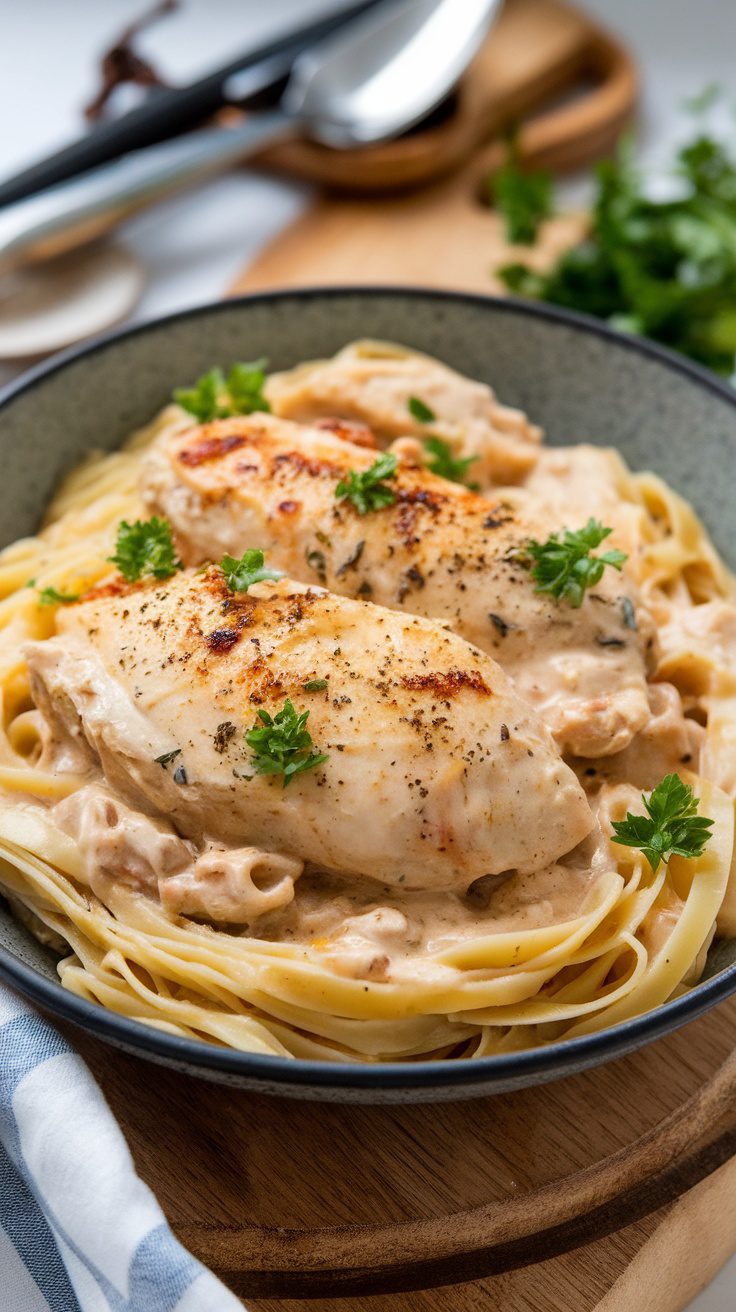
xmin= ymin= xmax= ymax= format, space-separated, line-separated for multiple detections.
xmin=596 ymin=635 xmax=626 ymax=648
xmin=500 ymin=723 xmax=510 ymax=742
xmin=173 ymin=763 xmax=188 ymax=785
xmin=489 ymin=612 xmax=516 ymax=637
xmin=357 ymin=580 xmax=373 ymax=597
xmin=621 ymin=597 xmax=637 ymax=630
xmin=213 ymin=722 xmax=237 ymax=753
xmin=398 ymin=564 xmax=425 ymax=602
xmin=335 ymin=540 xmax=365 ymax=577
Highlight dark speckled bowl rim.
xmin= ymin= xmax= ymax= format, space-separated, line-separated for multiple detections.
xmin=1 ymin=284 xmax=736 ymax=1095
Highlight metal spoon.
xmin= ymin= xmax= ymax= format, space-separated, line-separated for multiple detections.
xmin=0 ymin=0 xmax=500 ymax=277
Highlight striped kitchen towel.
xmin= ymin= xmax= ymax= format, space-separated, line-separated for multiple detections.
xmin=0 ymin=984 xmax=243 ymax=1311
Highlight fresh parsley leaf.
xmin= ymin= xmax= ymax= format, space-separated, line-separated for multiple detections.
xmin=611 ymin=773 xmax=714 ymax=871
xmin=304 ymin=679 xmax=328 ymax=691
xmin=155 ymin=748 xmax=181 ymax=768
xmin=492 ymin=147 xmax=553 ymax=245
xmin=245 ymin=699 xmax=329 ymax=787
xmin=526 ymin=518 xmax=627 ymax=608
xmin=423 ymin=436 xmax=479 ymax=488
xmin=335 ymin=452 xmax=398 ymax=515
xmin=408 ymin=396 xmax=436 ymax=424
xmin=109 ymin=517 xmax=182 ymax=583
xmin=220 ymin=549 xmax=284 ymax=593
xmin=37 ymin=585 xmax=80 ymax=606
xmin=174 ymin=359 xmax=270 ymax=421
xmin=495 ymin=105 xmax=736 ymax=375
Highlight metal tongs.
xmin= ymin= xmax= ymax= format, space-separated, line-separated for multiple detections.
xmin=0 ymin=0 xmax=500 ymax=277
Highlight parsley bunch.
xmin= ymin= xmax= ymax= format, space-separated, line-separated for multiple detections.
xmin=245 ymin=699 xmax=329 ymax=787
xmin=335 ymin=452 xmax=398 ymax=515
xmin=497 ymin=91 xmax=736 ymax=374
xmin=611 ymin=774 xmax=714 ymax=872
xmin=109 ymin=517 xmax=182 ymax=582
xmin=220 ymin=549 xmax=283 ymax=593
xmin=174 ymin=360 xmax=270 ymax=422
xmin=526 ymin=519 xmax=627 ymax=608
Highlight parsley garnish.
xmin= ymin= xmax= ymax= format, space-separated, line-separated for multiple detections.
xmin=497 ymin=90 xmax=736 ymax=374
xmin=173 ymin=359 xmax=270 ymax=421
xmin=155 ymin=748 xmax=181 ymax=768
xmin=245 ymin=699 xmax=329 ymax=787
xmin=492 ymin=138 xmax=553 ymax=244
xmin=526 ymin=518 xmax=627 ymax=608
xmin=38 ymin=585 xmax=80 ymax=606
xmin=304 ymin=679 xmax=328 ymax=691
xmin=423 ymin=436 xmax=479 ymax=488
xmin=109 ymin=517 xmax=182 ymax=583
xmin=611 ymin=774 xmax=714 ymax=872
xmin=220 ymin=549 xmax=284 ymax=593
xmin=408 ymin=396 xmax=436 ymax=423
xmin=335 ymin=453 xmax=398 ymax=515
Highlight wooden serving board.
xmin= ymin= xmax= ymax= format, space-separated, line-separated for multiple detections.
xmin=64 ymin=998 xmax=736 ymax=1309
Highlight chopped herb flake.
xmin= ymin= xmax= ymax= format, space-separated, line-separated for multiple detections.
xmin=408 ymin=396 xmax=436 ymax=424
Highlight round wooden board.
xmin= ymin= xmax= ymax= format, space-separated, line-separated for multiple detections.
xmin=60 ymin=992 xmax=736 ymax=1308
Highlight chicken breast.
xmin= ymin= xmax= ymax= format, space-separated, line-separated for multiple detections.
xmin=141 ymin=414 xmax=656 ymax=758
xmin=25 ymin=571 xmax=593 ymax=893
xmin=266 ymin=339 xmax=542 ymax=487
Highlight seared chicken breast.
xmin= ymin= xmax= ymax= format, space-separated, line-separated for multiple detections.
xmin=266 ymin=339 xmax=542 ymax=487
xmin=141 ymin=415 xmax=656 ymax=758
xmin=25 ymin=572 xmax=593 ymax=893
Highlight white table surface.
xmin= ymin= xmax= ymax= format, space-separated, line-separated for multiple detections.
xmin=2 ymin=1 xmax=736 ymax=1307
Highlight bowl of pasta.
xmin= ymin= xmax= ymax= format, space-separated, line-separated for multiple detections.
xmin=0 ymin=286 xmax=735 ymax=1102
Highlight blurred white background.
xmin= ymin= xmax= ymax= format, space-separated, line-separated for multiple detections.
xmin=1 ymin=3 xmax=736 ymax=1307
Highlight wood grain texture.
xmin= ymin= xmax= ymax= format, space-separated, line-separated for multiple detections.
xmin=61 ymin=993 xmax=736 ymax=1307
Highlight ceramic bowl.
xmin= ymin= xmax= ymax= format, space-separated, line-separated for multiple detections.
xmin=1 ymin=287 xmax=735 ymax=1102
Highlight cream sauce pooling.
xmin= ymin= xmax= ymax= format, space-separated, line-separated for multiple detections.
xmin=256 ymin=828 xmax=614 ymax=984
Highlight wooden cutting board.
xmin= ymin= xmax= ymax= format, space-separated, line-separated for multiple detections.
xmin=59 ymin=4 xmax=736 ymax=1307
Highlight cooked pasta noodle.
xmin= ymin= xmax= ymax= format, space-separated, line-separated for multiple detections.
xmin=0 ymin=346 xmax=734 ymax=1064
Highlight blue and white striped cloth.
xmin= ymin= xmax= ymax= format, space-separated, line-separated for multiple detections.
xmin=0 ymin=985 xmax=243 ymax=1312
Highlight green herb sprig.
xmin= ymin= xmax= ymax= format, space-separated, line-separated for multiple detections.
xmin=611 ymin=774 xmax=714 ymax=872
xmin=335 ymin=452 xmax=398 ymax=515
xmin=245 ymin=699 xmax=329 ymax=787
xmin=174 ymin=359 xmax=270 ymax=422
xmin=525 ymin=518 xmax=627 ymax=608
xmin=423 ymin=436 xmax=479 ymax=488
xmin=220 ymin=549 xmax=284 ymax=593
xmin=38 ymin=586 xmax=80 ymax=607
xmin=109 ymin=517 xmax=182 ymax=583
